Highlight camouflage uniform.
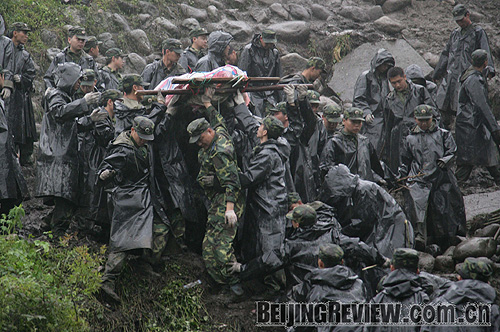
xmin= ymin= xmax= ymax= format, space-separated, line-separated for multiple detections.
xmin=187 ymin=107 xmax=245 ymax=285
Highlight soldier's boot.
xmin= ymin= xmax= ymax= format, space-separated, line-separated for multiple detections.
xmin=100 ymin=280 xmax=121 ymax=303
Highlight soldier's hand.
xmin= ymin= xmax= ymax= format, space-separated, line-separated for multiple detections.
xmin=157 ymin=90 xmax=165 ymax=104
xmin=378 ymin=178 xmax=387 ymax=186
xmin=200 ymin=175 xmax=215 ymax=187
xmin=227 ymin=260 xmax=242 ymax=274
xmin=296 ymin=85 xmax=308 ymax=101
xmin=233 ymin=89 xmax=245 ymax=106
xmin=283 ymin=84 xmax=295 ymax=105
xmin=99 ymin=169 xmax=116 ymax=181
xmin=13 ymin=75 xmax=21 ymax=83
xmin=90 ymin=109 xmax=109 ymax=123
xmin=0 ymin=88 xmax=11 ymax=99
xmin=382 ymin=257 xmax=391 ymax=268
xmin=201 ymin=86 xmax=215 ymax=105
xmin=225 ymin=209 xmax=238 ymax=228
xmin=365 ymin=113 xmax=375 ymax=124
xmin=437 ymin=160 xmax=446 ymax=169
xmin=84 ymin=91 xmax=101 ymax=105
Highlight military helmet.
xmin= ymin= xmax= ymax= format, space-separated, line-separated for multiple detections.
xmin=133 ymin=116 xmax=155 ymax=141
xmin=307 ymin=57 xmax=327 ymax=73
xmin=81 ymin=69 xmax=97 ymax=86
xmin=100 ymin=89 xmax=123 ymax=105
xmin=287 ymin=192 xmax=302 ymax=206
xmin=187 ymin=118 xmax=210 ymax=144
xmin=391 ymin=248 xmax=419 ymax=271
xmin=318 ymin=243 xmax=344 ymax=267
xmin=162 ymin=38 xmax=183 ymax=54
xmin=261 ymin=29 xmax=277 ymax=44
xmin=83 ymin=36 xmax=102 ymax=52
xmin=262 ymin=115 xmax=285 ymax=139
xmin=323 ymin=104 xmax=342 ymax=123
xmin=68 ymin=26 xmax=87 ymax=39
xmin=414 ymin=104 xmax=434 ymax=120
xmin=189 ymin=27 xmax=209 ymax=38
xmin=343 ymin=107 xmax=365 ymax=121
xmin=457 ymin=257 xmax=493 ymax=282
xmin=307 ymin=90 xmax=320 ymax=105
xmin=11 ymin=22 xmax=31 ymax=32
xmin=122 ymin=74 xmax=146 ymax=91
xmin=452 ymin=4 xmax=468 ymax=21
xmin=286 ymin=204 xmax=317 ymax=227
xmin=471 ymin=49 xmax=488 ymax=67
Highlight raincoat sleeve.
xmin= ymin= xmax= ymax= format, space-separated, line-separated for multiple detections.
xmin=433 ymin=34 xmax=451 ymax=80
xmin=237 ymin=46 xmax=252 ymax=73
xmin=239 ymin=148 xmax=272 ymax=188
xmin=369 ymin=141 xmax=385 ymax=179
xmin=48 ymin=94 xmax=89 ymax=122
xmin=20 ymin=53 xmax=36 ymax=91
xmin=234 ymin=102 xmax=260 ymax=147
xmin=353 ymin=73 xmax=372 ymax=116
xmin=77 ymin=115 xmax=93 ymax=132
xmin=194 ymin=59 xmax=211 ymax=72
xmin=2 ymin=41 xmax=14 ymax=89
xmin=94 ymin=118 xmax=114 ymax=147
xmin=438 ymin=129 xmax=457 ymax=166
xmin=298 ymin=99 xmax=318 ymax=144
xmin=43 ymin=57 xmax=59 ymax=89
xmin=319 ymin=138 xmax=336 ymax=174
xmin=476 ymin=28 xmax=495 ymax=76
xmin=398 ymin=136 xmax=412 ymax=179
xmin=205 ymin=105 xmax=228 ymax=132
xmin=141 ymin=62 xmax=154 ymax=90
xmin=468 ymin=76 xmax=500 ymax=134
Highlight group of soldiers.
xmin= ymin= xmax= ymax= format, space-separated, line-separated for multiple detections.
xmin=1 ymin=3 xmax=500 ymax=330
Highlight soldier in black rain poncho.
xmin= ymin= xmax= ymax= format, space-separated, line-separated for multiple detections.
xmin=0 ymin=65 xmax=29 ymax=214
xmin=288 ymin=244 xmax=366 ymax=332
xmin=399 ymin=105 xmax=465 ymax=252
xmin=194 ymin=31 xmax=234 ymax=72
xmin=455 ymin=49 xmax=500 ymax=184
xmin=423 ymin=258 xmax=500 ymax=332
xmin=235 ymin=115 xmax=289 ymax=281
xmin=4 ymin=22 xmax=36 ymax=165
xmin=238 ymin=30 xmax=282 ymax=117
xmin=405 ymin=64 xmax=437 ymax=101
xmin=97 ymin=116 xmax=172 ymax=303
xmin=319 ymin=164 xmax=414 ymax=259
xmin=283 ymin=203 xmax=386 ymax=291
xmin=432 ymin=4 xmax=495 ymax=129
xmin=36 ymin=62 xmax=101 ymax=235
xmin=384 ymin=66 xmax=437 ymax=174
xmin=368 ymin=248 xmax=429 ymax=332
xmin=353 ymin=49 xmax=395 ymax=156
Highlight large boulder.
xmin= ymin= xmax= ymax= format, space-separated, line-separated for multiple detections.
xmin=267 ymin=21 xmax=310 ymax=43
xmin=289 ymin=4 xmax=311 ymax=20
xmin=123 ymin=52 xmax=147 ymax=74
xmin=475 ymin=224 xmax=500 ymax=238
xmin=382 ymin=0 xmax=411 ymax=13
xmin=423 ymin=52 xmax=440 ymax=68
xmin=434 ymin=255 xmax=455 ymax=273
xmin=281 ymin=52 xmax=308 ymax=76
xmin=328 ymin=39 xmax=433 ymax=103
xmin=180 ymin=4 xmax=208 ymax=21
xmin=464 ymin=191 xmax=500 ymax=222
xmin=270 ymin=3 xmax=289 ymax=20
xmin=339 ymin=6 xmax=370 ymax=22
xmin=127 ymin=29 xmax=152 ymax=55
xmin=453 ymin=237 xmax=497 ymax=261
xmin=111 ymin=13 xmax=131 ymax=32
xmin=250 ymin=8 xmax=271 ymax=24
xmin=151 ymin=17 xmax=179 ymax=36
xmin=368 ymin=6 xmax=384 ymax=21
xmin=98 ymin=32 xmax=117 ymax=54
xmin=311 ymin=4 xmax=332 ymax=20
xmin=221 ymin=20 xmax=252 ymax=41
xmin=181 ymin=18 xmax=200 ymax=31
xmin=374 ymin=16 xmax=404 ymax=35
xmin=40 ymin=29 xmax=62 ymax=49
xmin=418 ymin=252 xmax=435 ymax=273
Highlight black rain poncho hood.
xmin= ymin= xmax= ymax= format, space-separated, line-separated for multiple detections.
xmin=353 ymin=49 xmax=394 ymax=155
xmin=194 ymin=31 xmax=233 ymax=72
xmin=55 ymin=62 xmax=82 ymax=95
xmin=319 ymin=165 xmax=414 ymax=258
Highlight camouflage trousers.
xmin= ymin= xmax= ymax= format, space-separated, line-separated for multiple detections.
xmin=102 ymin=216 xmax=172 ymax=284
xmin=202 ymin=195 xmax=244 ymax=285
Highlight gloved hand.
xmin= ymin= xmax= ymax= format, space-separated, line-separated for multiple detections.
xmin=437 ymin=160 xmax=446 ymax=169
xmin=225 ymin=209 xmax=238 ymax=228
xmin=201 ymin=87 xmax=215 ymax=105
xmin=84 ymin=92 xmax=101 ymax=105
xmin=227 ymin=260 xmax=242 ymax=274
xmin=382 ymin=257 xmax=391 ymax=268
xmin=90 ymin=109 xmax=109 ymax=122
xmin=13 ymin=75 xmax=21 ymax=83
xmin=365 ymin=113 xmax=375 ymax=124
xmin=233 ymin=89 xmax=245 ymax=105
xmin=157 ymin=90 xmax=165 ymax=104
xmin=200 ymin=175 xmax=214 ymax=187
xmin=166 ymin=94 xmax=180 ymax=115
xmin=283 ymin=84 xmax=295 ymax=105
xmin=296 ymin=85 xmax=308 ymax=101
xmin=99 ymin=169 xmax=116 ymax=181
xmin=0 ymin=88 xmax=11 ymax=99
xmin=378 ymin=178 xmax=387 ymax=186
